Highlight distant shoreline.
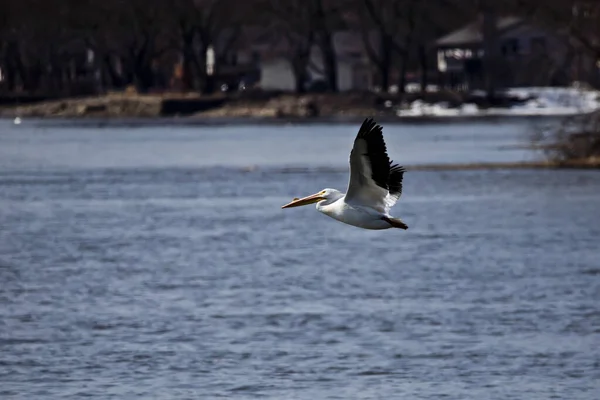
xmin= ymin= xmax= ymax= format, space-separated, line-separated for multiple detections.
xmin=267 ymin=160 xmax=600 ymax=172
xmin=0 ymin=114 xmax=568 ymax=127
xmin=0 ymin=91 xmax=594 ymax=122
xmin=2 ymin=92 xmax=597 ymax=170
xmin=406 ymin=160 xmax=600 ymax=170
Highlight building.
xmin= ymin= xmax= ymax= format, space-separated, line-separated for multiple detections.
xmin=435 ymin=15 xmax=599 ymax=90
xmin=240 ymin=30 xmax=373 ymax=92
xmin=176 ymin=26 xmax=398 ymax=93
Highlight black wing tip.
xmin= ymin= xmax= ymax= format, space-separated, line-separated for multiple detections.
xmin=388 ymin=162 xmax=405 ymax=197
xmin=390 ymin=163 xmax=406 ymax=174
xmin=356 ymin=117 xmax=407 ymax=195
xmin=357 ymin=117 xmax=382 ymax=138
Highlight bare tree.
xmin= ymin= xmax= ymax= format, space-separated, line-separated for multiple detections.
xmin=312 ymin=0 xmax=348 ymax=92
xmin=98 ymin=0 xmax=174 ymax=92
xmin=481 ymin=2 xmax=499 ymax=99
xmin=0 ymin=1 xmax=18 ymax=91
xmin=351 ymin=0 xmax=423 ymax=93
xmin=0 ymin=0 xmax=255 ymax=95
xmin=0 ymin=0 xmax=80 ymax=94
xmin=514 ymin=0 xmax=600 ymax=59
xmin=168 ymin=0 xmax=248 ymax=94
xmin=264 ymin=0 xmax=317 ymax=93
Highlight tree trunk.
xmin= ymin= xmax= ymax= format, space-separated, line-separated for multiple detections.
xmin=482 ymin=8 xmax=498 ymax=99
xmin=398 ymin=0 xmax=417 ymax=96
xmin=292 ymin=61 xmax=308 ymax=93
xmin=49 ymin=59 xmax=62 ymax=95
xmin=25 ymin=61 xmax=42 ymax=93
xmin=398 ymin=52 xmax=409 ymax=95
xmin=282 ymin=28 xmax=313 ymax=94
xmin=132 ymin=63 xmax=150 ymax=92
xmin=379 ymin=34 xmax=392 ymax=91
xmin=133 ymin=64 xmax=154 ymax=92
xmin=180 ymin=28 xmax=198 ymax=91
xmin=418 ymin=44 xmax=428 ymax=93
xmin=131 ymin=41 xmax=155 ymax=92
xmin=181 ymin=54 xmax=195 ymax=91
xmin=103 ymin=55 xmax=123 ymax=89
xmin=13 ymin=45 xmax=29 ymax=92
xmin=2 ymin=43 xmax=18 ymax=91
xmin=202 ymin=74 xmax=215 ymax=94
xmin=4 ymin=63 xmax=17 ymax=91
xmin=314 ymin=0 xmax=337 ymax=92
xmin=318 ymin=32 xmax=338 ymax=92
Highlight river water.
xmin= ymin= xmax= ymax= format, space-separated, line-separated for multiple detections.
xmin=0 ymin=118 xmax=599 ymax=399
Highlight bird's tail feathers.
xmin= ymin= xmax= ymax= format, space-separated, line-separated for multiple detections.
xmin=382 ymin=216 xmax=408 ymax=230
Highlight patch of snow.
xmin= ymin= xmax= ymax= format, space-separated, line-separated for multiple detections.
xmin=398 ymin=100 xmax=457 ymax=117
xmin=397 ymin=86 xmax=600 ymax=118
xmin=460 ymin=103 xmax=479 ymax=114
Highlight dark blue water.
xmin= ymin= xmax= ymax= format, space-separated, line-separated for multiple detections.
xmin=1 ymin=119 xmax=599 ymax=399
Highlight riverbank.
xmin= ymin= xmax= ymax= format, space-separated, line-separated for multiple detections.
xmin=3 ymin=87 xmax=597 ymax=120
xmin=0 ymin=92 xmax=228 ymax=119
xmin=0 ymin=91 xmax=410 ymax=119
xmin=407 ymin=159 xmax=600 ymax=170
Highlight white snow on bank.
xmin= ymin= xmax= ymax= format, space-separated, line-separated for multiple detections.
xmin=397 ymin=86 xmax=600 ymax=118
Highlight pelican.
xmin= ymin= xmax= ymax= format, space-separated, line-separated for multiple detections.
xmin=282 ymin=117 xmax=408 ymax=230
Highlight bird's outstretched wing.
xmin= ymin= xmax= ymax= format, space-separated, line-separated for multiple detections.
xmin=345 ymin=118 xmax=405 ymax=213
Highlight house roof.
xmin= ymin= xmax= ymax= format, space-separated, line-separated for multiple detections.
xmin=436 ymin=16 xmax=523 ymax=47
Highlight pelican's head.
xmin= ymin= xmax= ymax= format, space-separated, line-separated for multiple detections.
xmin=281 ymin=188 xmax=341 ymax=209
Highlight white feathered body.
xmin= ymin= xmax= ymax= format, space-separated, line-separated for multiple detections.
xmin=316 ymin=192 xmax=395 ymax=230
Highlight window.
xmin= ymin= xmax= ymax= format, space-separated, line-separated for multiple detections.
xmin=444 ymin=48 xmax=473 ymax=60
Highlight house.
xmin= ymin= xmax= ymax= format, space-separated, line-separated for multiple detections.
xmin=306 ymin=30 xmax=373 ymax=91
xmin=435 ymin=15 xmax=599 ymax=90
xmin=237 ymin=29 xmax=373 ymax=92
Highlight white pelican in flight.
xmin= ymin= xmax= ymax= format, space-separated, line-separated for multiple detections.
xmin=282 ymin=118 xmax=408 ymax=230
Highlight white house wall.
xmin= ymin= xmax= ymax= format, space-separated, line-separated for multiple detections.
xmin=336 ymin=62 xmax=353 ymax=91
xmin=308 ymin=53 xmax=351 ymax=91
xmin=257 ymin=30 xmax=373 ymax=91
xmin=260 ymin=55 xmax=360 ymax=92
xmin=259 ymin=60 xmax=295 ymax=91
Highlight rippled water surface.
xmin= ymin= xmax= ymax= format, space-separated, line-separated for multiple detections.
xmin=1 ymin=119 xmax=599 ymax=399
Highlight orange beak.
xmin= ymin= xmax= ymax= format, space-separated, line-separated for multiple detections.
xmin=281 ymin=192 xmax=325 ymax=209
